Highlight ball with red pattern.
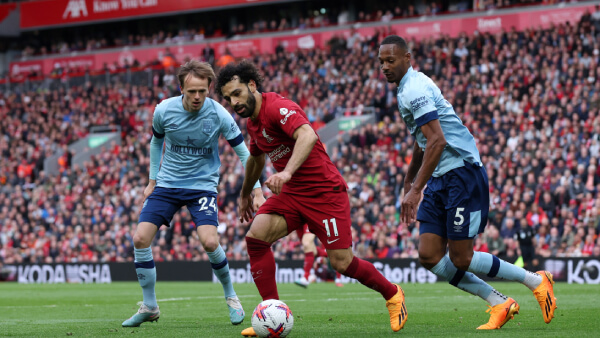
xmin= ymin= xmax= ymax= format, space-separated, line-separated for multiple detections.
xmin=251 ymin=299 xmax=294 ymax=338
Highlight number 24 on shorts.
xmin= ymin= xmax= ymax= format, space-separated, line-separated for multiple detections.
xmin=198 ymin=197 xmax=217 ymax=212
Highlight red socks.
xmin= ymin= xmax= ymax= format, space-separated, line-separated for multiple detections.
xmin=246 ymin=237 xmax=278 ymax=300
xmin=303 ymin=252 xmax=315 ymax=279
xmin=316 ymin=246 xmax=327 ymax=258
xmin=343 ymin=256 xmax=397 ymax=300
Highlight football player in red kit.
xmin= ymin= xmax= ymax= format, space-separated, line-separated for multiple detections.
xmin=216 ymin=60 xmax=407 ymax=336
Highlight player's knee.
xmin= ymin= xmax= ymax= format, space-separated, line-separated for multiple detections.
xmin=202 ymin=238 xmax=219 ymax=252
xmin=418 ymin=250 xmax=442 ymax=270
xmin=449 ymin=254 xmax=472 ymax=271
xmin=133 ymin=232 xmax=150 ymax=249
xmin=329 ymin=255 xmax=352 ymax=273
xmin=418 ymin=256 xmax=437 ymax=270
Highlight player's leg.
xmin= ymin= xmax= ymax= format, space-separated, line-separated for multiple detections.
xmin=196 ymin=224 xmax=244 ymax=324
xmin=304 ymin=191 xmax=406 ymax=332
xmin=417 ymin=167 xmax=519 ymax=330
xmin=188 ymin=191 xmax=245 ymax=325
xmin=241 ymin=195 xmax=302 ymax=337
xmin=295 ymin=228 xmax=316 ymax=288
xmin=447 ymin=164 xmax=555 ymax=324
xmin=327 ymin=247 xmax=406 ymax=331
xmin=123 ymin=189 xmax=179 ymax=327
xmin=246 ymin=213 xmax=289 ymax=300
xmin=122 ymin=222 xmax=162 ymax=327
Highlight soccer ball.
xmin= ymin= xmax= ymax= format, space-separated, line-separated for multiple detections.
xmin=251 ymin=299 xmax=294 ymax=338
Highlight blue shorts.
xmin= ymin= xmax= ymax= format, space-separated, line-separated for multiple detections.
xmin=139 ymin=187 xmax=218 ymax=227
xmin=417 ymin=162 xmax=489 ymax=240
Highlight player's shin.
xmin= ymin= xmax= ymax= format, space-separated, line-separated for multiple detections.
xmin=134 ymin=247 xmax=157 ymax=309
xmin=246 ymin=237 xmax=279 ymax=300
xmin=208 ymin=245 xmax=236 ymax=298
xmin=468 ymin=251 xmax=542 ymax=290
xmin=431 ymin=254 xmax=507 ymax=306
xmin=343 ymin=256 xmax=397 ymax=300
xmin=303 ymin=252 xmax=315 ymax=279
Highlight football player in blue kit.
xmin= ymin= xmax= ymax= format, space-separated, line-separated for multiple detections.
xmin=379 ymin=35 xmax=556 ymax=329
xmin=122 ymin=60 xmax=263 ymax=327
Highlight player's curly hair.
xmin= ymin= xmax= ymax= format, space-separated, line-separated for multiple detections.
xmin=216 ymin=59 xmax=264 ymax=97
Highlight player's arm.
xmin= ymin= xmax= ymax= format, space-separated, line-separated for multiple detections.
xmin=231 ymin=141 xmax=263 ymax=195
xmin=240 ymin=153 xmax=266 ymax=197
xmin=283 ymin=124 xmax=318 ymax=177
xmin=146 ymin=106 xmax=165 ymax=200
xmin=265 ymin=124 xmax=317 ymax=195
xmin=410 ymin=120 xmax=446 ymax=192
xmin=404 ymin=142 xmax=424 ymax=191
xmin=401 ymin=120 xmax=446 ymax=223
xmin=239 ymin=153 xmax=266 ymax=223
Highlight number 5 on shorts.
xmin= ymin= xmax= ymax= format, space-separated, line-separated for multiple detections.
xmin=454 ymin=207 xmax=465 ymax=225
xmin=322 ymin=218 xmax=339 ymax=237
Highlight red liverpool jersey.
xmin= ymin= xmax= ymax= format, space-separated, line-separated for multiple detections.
xmin=247 ymin=92 xmax=347 ymax=195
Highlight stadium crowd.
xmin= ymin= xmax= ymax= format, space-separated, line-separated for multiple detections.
xmin=1 ymin=9 xmax=600 ymax=269
xmin=10 ymin=0 xmax=560 ymax=60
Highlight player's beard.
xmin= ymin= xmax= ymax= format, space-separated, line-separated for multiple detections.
xmin=234 ymin=86 xmax=256 ymax=118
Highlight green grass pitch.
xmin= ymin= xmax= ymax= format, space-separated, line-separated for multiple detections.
xmin=0 ymin=281 xmax=597 ymax=337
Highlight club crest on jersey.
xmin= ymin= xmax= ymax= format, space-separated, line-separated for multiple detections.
xmin=262 ymin=128 xmax=274 ymax=143
xmin=202 ymin=120 xmax=213 ymax=134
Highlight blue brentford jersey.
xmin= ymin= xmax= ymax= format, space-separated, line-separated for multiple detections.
xmin=396 ymin=66 xmax=481 ymax=177
xmin=152 ymin=96 xmax=243 ymax=191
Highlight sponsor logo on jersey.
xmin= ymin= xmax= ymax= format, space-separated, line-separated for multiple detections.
xmin=268 ymin=144 xmax=291 ymax=162
xmin=409 ymin=96 xmax=429 ymax=111
xmin=262 ymin=128 xmax=274 ymax=143
xmin=170 ymin=144 xmax=213 ymax=155
xmin=280 ymin=110 xmax=297 ymax=125
xmin=279 ymin=108 xmax=288 ymax=115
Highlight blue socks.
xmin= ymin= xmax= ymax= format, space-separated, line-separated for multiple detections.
xmin=134 ymin=247 xmax=157 ymax=309
xmin=468 ymin=251 xmax=525 ymax=282
xmin=468 ymin=251 xmax=542 ymax=290
xmin=431 ymin=254 xmax=497 ymax=301
xmin=208 ymin=245 xmax=236 ymax=299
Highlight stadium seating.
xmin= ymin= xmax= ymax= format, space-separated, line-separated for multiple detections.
xmin=1 ymin=6 xmax=600 ymax=265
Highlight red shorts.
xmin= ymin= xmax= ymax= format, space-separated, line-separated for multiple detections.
xmin=256 ymin=190 xmax=352 ymax=250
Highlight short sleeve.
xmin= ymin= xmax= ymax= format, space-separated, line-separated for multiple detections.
xmin=403 ymin=86 xmax=438 ymax=127
xmin=215 ymin=101 xmax=244 ymax=147
xmin=152 ymin=103 xmax=165 ymax=138
xmin=270 ymin=99 xmax=310 ymax=138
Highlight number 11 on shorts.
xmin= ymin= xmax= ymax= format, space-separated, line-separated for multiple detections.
xmin=323 ymin=218 xmax=339 ymax=237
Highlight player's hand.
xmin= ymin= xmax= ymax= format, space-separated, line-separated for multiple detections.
xmin=265 ymin=171 xmax=292 ymax=195
xmin=253 ymin=188 xmax=266 ymax=210
xmin=143 ymin=180 xmax=157 ymax=201
xmin=401 ymin=188 xmax=420 ymax=224
xmin=239 ymin=194 xmax=255 ymax=223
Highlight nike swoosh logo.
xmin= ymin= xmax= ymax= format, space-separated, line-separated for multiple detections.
xmin=327 ymin=238 xmax=340 ymax=244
